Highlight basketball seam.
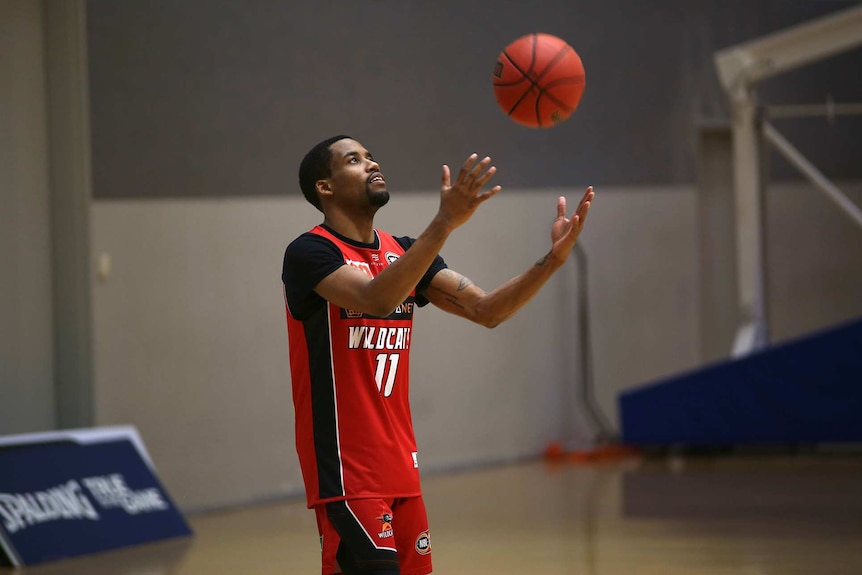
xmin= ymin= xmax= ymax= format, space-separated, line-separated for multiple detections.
xmin=502 ymin=35 xmax=544 ymax=120
xmin=499 ymin=51 xmax=533 ymax=81
xmin=499 ymin=50 xmax=540 ymax=117
xmin=509 ymin=85 xmax=537 ymax=117
xmin=542 ymin=78 xmax=585 ymax=113
xmin=531 ymin=44 xmax=576 ymax=127
xmin=535 ymin=44 xmax=574 ymax=83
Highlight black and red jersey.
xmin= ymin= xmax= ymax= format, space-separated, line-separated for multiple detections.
xmin=282 ymin=224 xmax=446 ymax=507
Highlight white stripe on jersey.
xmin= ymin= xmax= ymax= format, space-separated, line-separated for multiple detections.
xmin=327 ymin=302 xmax=346 ymax=498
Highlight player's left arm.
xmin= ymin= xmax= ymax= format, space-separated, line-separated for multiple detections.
xmin=423 ymin=187 xmax=594 ymax=328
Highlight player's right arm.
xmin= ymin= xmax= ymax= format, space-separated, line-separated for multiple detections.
xmin=314 ymin=154 xmax=501 ymax=318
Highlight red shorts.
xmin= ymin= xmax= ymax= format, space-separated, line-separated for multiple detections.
xmin=314 ymin=496 xmax=432 ymax=575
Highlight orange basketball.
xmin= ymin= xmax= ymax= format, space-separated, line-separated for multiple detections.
xmin=492 ymin=33 xmax=586 ymax=128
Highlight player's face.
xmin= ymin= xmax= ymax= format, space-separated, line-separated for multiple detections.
xmin=327 ymin=139 xmax=389 ymax=209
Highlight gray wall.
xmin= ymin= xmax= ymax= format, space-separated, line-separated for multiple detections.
xmin=2 ymin=0 xmax=862 ymax=512
xmin=766 ymin=182 xmax=862 ymax=339
xmin=0 ymin=0 xmax=56 ymax=433
xmin=85 ymin=0 xmax=862 ymax=199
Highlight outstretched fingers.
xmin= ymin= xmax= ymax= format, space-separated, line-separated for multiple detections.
xmin=551 ymin=187 xmax=594 ymax=250
xmin=476 ymin=184 xmax=503 ymax=202
xmin=459 ymin=155 xmax=493 ymax=187
xmin=474 ymin=164 xmax=497 ymax=190
xmin=436 ymin=153 xmax=503 ymax=231
xmin=456 ymin=153 xmax=480 ymax=186
xmin=573 ymin=186 xmax=594 ymax=225
xmin=452 ymin=153 xmax=500 ymax=200
xmin=441 ymin=164 xmax=451 ymax=189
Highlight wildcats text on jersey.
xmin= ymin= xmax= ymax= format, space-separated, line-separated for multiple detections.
xmin=347 ymin=326 xmax=411 ymax=350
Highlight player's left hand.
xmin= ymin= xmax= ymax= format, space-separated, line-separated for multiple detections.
xmin=550 ymin=187 xmax=594 ymax=260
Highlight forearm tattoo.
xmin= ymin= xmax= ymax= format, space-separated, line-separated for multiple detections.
xmin=431 ymin=270 xmax=473 ymax=309
xmin=441 ymin=269 xmax=474 ymax=291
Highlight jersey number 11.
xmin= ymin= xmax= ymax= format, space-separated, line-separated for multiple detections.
xmin=374 ymin=353 xmax=400 ymax=397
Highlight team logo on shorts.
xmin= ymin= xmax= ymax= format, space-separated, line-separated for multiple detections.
xmin=415 ymin=530 xmax=431 ymax=555
xmin=385 ymin=252 xmax=400 ymax=264
xmin=377 ymin=513 xmax=394 ymax=539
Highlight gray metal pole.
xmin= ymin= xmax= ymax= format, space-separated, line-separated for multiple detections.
xmin=729 ymin=88 xmax=769 ymax=357
xmin=763 ymin=121 xmax=862 ymax=231
xmin=44 ymin=0 xmax=95 ymax=429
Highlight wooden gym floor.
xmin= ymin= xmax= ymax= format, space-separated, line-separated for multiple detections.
xmin=4 ymin=454 xmax=862 ymax=575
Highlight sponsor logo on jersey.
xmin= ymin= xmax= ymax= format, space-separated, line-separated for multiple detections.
xmin=377 ymin=513 xmax=394 ymax=539
xmin=340 ymin=297 xmax=415 ymax=321
xmin=415 ymin=530 xmax=431 ymax=555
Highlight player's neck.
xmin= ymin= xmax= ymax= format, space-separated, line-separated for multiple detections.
xmin=322 ymin=212 xmax=376 ymax=244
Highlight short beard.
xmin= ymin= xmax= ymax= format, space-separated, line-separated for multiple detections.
xmin=368 ymin=188 xmax=390 ymax=208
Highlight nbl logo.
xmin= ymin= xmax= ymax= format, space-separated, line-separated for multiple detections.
xmin=415 ymin=530 xmax=431 ymax=555
xmin=384 ymin=252 xmax=399 ymax=265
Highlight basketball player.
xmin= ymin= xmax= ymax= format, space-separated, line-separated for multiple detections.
xmin=282 ymin=135 xmax=594 ymax=575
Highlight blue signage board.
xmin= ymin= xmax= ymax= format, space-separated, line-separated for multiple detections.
xmin=0 ymin=427 xmax=192 ymax=566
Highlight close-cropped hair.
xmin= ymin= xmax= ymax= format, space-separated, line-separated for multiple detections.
xmin=298 ymin=134 xmax=352 ymax=211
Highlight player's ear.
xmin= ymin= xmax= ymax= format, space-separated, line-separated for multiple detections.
xmin=316 ymin=179 xmax=333 ymax=199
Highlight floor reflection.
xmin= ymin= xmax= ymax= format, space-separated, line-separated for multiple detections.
xmin=3 ymin=455 xmax=861 ymax=575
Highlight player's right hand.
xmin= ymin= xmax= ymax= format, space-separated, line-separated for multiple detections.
xmin=436 ymin=153 xmax=502 ymax=230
